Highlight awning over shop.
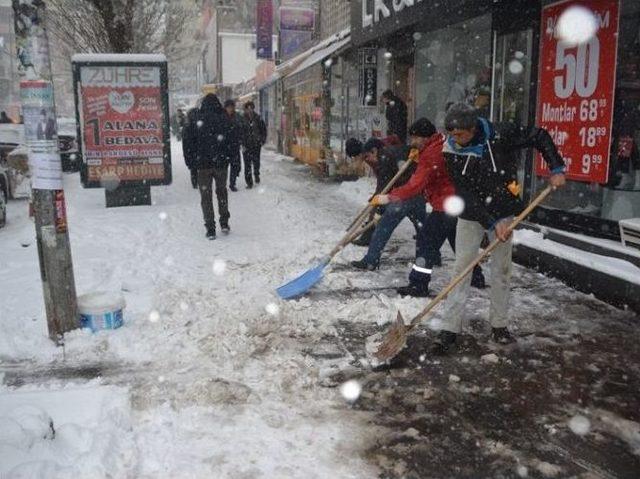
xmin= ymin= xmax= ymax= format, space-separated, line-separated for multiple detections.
xmin=286 ymin=35 xmax=351 ymax=78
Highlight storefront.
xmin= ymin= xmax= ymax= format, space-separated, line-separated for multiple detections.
xmin=350 ymin=0 xmax=640 ymax=241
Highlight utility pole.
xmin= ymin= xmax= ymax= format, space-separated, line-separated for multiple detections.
xmin=13 ymin=0 xmax=78 ymax=341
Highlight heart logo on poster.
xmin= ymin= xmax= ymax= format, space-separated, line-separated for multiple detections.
xmin=109 ymin=91 xmax=135 ymax=114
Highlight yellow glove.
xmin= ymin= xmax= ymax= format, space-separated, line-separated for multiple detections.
xmin=408 ymin=148 xmax=420 ymax=162
xmin=370 ymin=194 xmax=390 ymax=206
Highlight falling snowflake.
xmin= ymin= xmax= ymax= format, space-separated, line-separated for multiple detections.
xmin=485 ymin=196 xmax=493 ymax=205
xmin=265 ymin=303 xmax=279 ymax=316
xmin=179 ymin=301 xmax=189 ymax=311
xmin=339 ymin=380 xmax=362 ymax=402
xmin=158 ymin=375 xmax=166 ymax=383
xmin=217 ymin=134 xmax=225 ymax=142
xmin=196 ymin=120 xmax=203 ymax=128
xmin=568 ymin=414 xmax=591 ymax=436
xmin=69 ymin=153 xmax=77 ymax=160
xmin=444 ymin=195 xmax=465 ymax=216
xmin=158 ymin=211 xmax=168 ymax=221
xmin=412 ymin=32 xmax=422 ymax=41
xmin=212 ymin=259 xmax=226 ymax=276
xmin=324 ymin=58 xmax=333 ymax=68
xmin=508 ymin=59 xmax=524 ymax=75
xmin=149 ymin=310 xmax=160 ymax=323
xmin=383 ymin=51 xmax=392 ymax=59
xmin=556 ymin=6 xmax=597 ymax=45
xmin=516 ymin=465 xmax=528 ymax=477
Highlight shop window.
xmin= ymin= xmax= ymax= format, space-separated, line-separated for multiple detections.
xmin=414 ymin=14 xmax=493 ymax=129
xmin=533 ymin=0 xmax=640 ymax=223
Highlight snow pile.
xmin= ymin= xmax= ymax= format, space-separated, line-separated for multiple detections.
xmin=514 ymin=229 xmax=640 ymax=286
xmin=0 ymin=384 xmax=135 ymax=478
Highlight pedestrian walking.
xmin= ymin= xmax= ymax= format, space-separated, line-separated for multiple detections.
xmin=381 ymin=89 xmax=408 ymax=143
xmin=346 ymin=136 xmax=414 ymax=248
xmin=181 ymin=106 xmax=200 ymax=189
xmin=241 ymin=101 xmax=266 ymax=188
xmin=432 ymin=103 xmax=566 ymax=354
xmin=195 ymin=93 xmax=232 ymax=239
xmin=0 ymin=111 xmax=13 ymax=124
xmin=369 ymin=118 xmax=485 ymax=297
xmin=224 ymin=99 xmax=243 ymax=192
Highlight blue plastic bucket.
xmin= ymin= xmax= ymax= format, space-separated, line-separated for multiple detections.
xmin=78 ymin=291 xmax=126 ymax=332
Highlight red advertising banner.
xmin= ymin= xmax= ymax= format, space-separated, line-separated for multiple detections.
xmin=256 ymin=0 xmax=273 ymax=59
xmin=536 ymin=0 xmax=619 ymax=184
xmin=73 ymin=56 xmax=171 ymax=188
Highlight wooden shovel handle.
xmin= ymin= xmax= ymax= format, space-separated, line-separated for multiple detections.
xmin=346 ymin=155 xmax=415 ymax=232
xmin=332 ymin=157 xmax=416 ymax=259
xmin=407 ymin=185 xmax=553 ymax=331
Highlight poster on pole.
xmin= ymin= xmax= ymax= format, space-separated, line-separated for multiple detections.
xmin=72 ymin=54 xmax=171 ymax=189
xmin=535 ymin=0 xmax=619 ymax=184
xmin=20 ymin=80 xmax=63 ymax=190
xmin=256 ymin=0 xmax=273 ymax=59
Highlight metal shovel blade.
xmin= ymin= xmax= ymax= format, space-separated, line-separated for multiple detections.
xmin=276 ymin=261 xmax=328 ymax=300
xmin=373 ymin=311 xmax=409 ymax=362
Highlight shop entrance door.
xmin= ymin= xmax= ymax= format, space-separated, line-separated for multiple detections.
xmin=491 ymin=29 xmax=534 ymax=199
xmin=393 ymin=57 xmax=415 ymax=126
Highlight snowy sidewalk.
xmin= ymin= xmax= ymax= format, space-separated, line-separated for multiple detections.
xmin=1 ymin=142 xmax=639 ymax=478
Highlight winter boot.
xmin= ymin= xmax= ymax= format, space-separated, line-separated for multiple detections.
xmin=431 ymin=330 xmax=457 ymax=355
xmin=255 ymin=174 xmax=260 ymax=184
xmin=351 ymin=236 xmax=371 ymax=247
xmin=492 ymin=327 xmax=515 ymax=345
xmin=471 ymin=267 xmax=486 ymax=289
xmin=220 ymin=220 xmax=230 ymax=235
xmin=229 ymin=184 xmax=238 ymax=192
xmin=397 ymin=282 xmax=430 ymax=297
xmin=246 ymin=182 xmax=253 ymax=189
xmin=351 ymin=259 xmax=379 ymax=271
xmin=206 ymin=227 xmax=216 ymax=240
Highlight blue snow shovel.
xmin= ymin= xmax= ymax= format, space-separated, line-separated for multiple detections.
xmin=276 ymin=155 xmax=418 ymax=300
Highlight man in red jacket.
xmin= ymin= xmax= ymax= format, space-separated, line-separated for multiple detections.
xmin=371 ymin=118 xmax=484 ymax=297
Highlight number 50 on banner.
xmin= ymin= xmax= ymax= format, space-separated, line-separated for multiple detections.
xmin=536 ymin=0 xmax=619 ymax=184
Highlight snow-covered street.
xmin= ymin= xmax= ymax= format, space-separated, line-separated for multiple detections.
xmin=1 ymin=143 xmax=639 ymax=478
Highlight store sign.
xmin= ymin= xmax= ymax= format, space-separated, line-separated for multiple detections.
xmin=256 ymin=0 xmax=273 ymax=59
xmin=362 ymin=0 xmax=424 ymax=28
xmin=359 ymin=48 xmax=377 ymax=107
xmin=73 ymin=58 xmax=171 ymax=188
xmin=535 ymin=0 xmax=619 ymax=184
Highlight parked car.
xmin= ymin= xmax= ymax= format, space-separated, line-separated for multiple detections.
xmin=57 ymin=117 xmax=81 ymax=172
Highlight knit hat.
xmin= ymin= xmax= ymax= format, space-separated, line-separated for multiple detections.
xmin=408 ymin=118 xmax=437 ymax=138
xmin=444 ymin=103 xmax=478 ymax=131
xmin=362 ymin=137 xmax=385 ymax=153
xmin=345 ymin=138 xmax=363 ymax=157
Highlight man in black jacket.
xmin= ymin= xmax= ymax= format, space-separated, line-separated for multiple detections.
xmin=432 ymin=103 xmax=566 ymax=354
xmin=195 ymin=94 xmax=232 ymax=239
xmin=241 ymin=101 xmax=266 ymax=188
xmin=349 ymin=137 xmax=424 ymax=268
xmin=182 ymin=106 xmax=200 ymax=189
xmin=381 ymin=90 xmax=408 ymax=143
xmin=224 ymin=99 xmax=243 ymax=192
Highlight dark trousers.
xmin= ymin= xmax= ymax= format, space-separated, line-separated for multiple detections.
xmin=190 ymin=169 xmax=198 ymax=189
xmin=244 ymin=146 xmax=261 ymax=186
xmin=197 ymin=166 xmax=229 ymax=229
xmin=229 ymin=151 xmax=241 ymax=187
xmin=410 ymin=211 xmax=482 ymax=286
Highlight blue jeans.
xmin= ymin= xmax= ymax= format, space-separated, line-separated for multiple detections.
xmin=363 ymin=196 xmax=426 ymax=266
